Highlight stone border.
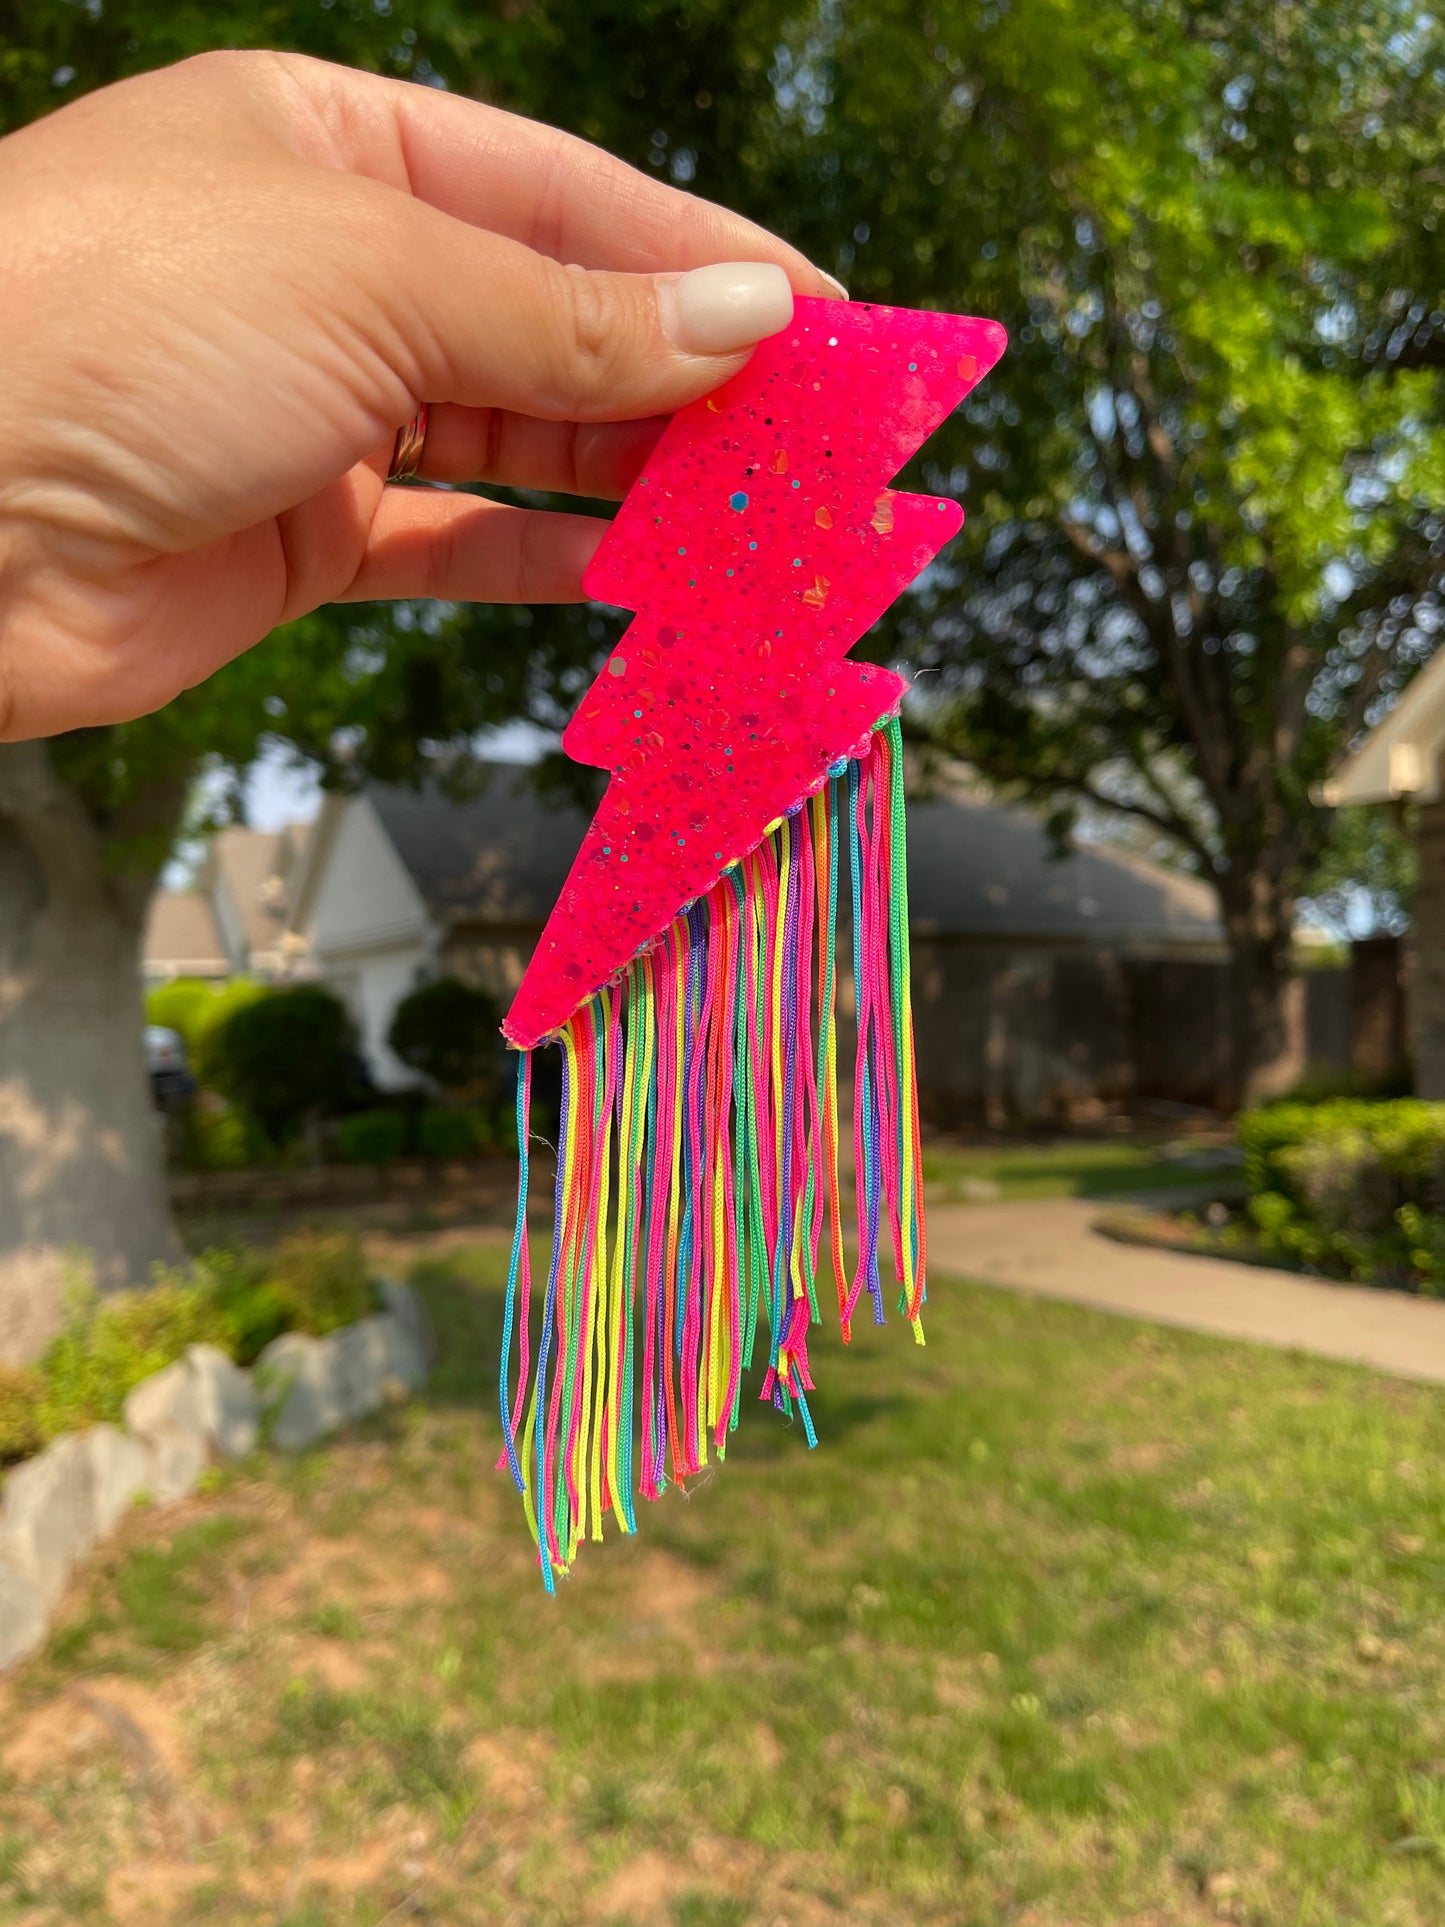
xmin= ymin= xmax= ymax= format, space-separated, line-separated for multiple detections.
xmin=0 ymin=1278 xmax=432 ymax=1672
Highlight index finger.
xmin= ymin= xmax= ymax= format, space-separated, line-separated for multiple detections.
xmin=264 ymin=53 xmax=844 ymax=293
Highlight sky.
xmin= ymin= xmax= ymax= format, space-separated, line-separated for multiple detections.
xmin=242 ymin=719 xmax=556 ymax=829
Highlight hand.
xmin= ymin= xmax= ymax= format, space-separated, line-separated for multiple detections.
xmin=0 ymin=51 xmax=842 ymax=741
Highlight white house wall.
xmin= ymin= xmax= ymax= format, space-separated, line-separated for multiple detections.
xmin=304 ymin=798 xmax=437 ymax=1090
xmin=210 ymin=872 xmax=249 ymax=973
xmin=325 ymin=943 xmax=429 ymax=1091
xmin=306 ymin=798 xmax=434 ymax=959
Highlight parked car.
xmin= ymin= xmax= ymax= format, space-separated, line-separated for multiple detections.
xmin=144 ymin=1025 xmax=198 ymax=1104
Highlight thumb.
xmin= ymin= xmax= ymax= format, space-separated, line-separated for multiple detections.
xmin=386 ymin=197 xmax=802 ymax=423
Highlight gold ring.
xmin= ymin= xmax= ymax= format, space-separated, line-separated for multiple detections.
xmin=388 ymin=404 xmax=429 ymax=482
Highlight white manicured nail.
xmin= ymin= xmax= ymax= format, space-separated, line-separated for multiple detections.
xmin=658 ymin=262 xmax=794 ymax=355
xmin=818 ymin=272 xmax=849 ymax=299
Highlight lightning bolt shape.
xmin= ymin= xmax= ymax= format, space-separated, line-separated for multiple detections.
xmin=504 ymin=298 xmax=1007 ymax=1050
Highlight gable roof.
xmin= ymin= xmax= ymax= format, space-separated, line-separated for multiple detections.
xmin=367 ymin=770 xmax=590 ymax=925
xmin=1324 ymin=648 xmax=1445 ymax=806
xmin=907 ymin=789 xmax=1220 ymax=944
xmin=143 ymin=889 xmax=228 ymax=976
xmin=203 ymin=824 xmax=312 ymax=965
xmin=359 ymin=766 xmax=1221 ymax=948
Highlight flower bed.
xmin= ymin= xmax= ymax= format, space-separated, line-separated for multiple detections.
xmin=0 ymin=1236 xmax=432 ymax=1672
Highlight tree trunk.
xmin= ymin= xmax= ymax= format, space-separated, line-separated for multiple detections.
xmin=1407 ymin=800 xmax=1445 ymax=1099
xmin=0 ymin=742 xmax=186 ymax=1364
xmin=1217 ymin=873 xmax=1299 ymax=1112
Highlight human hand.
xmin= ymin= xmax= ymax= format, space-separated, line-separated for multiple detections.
xmin=0 ymin=51 xmax=842 ymax=740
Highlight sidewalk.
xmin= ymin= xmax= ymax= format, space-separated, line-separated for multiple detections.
xmin=926 ymin=1197 xmax=1445 ymax=1387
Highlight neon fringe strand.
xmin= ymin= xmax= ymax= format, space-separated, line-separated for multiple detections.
xmin=497 ymin=715 xmax=926 ymax=1589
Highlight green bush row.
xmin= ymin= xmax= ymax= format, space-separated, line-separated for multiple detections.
xmin=148 ymin=974 xmax=512 ymax=1163
xmin=335 ymin=1106 xmax=513 ymax=1164
xmin=1239 ymin=1098 xmax=1445 ymax=1293
xmin=0 ymin=1232 xmax=376 ymax=1468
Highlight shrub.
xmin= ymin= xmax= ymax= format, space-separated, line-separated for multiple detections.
xmin=146 ymin=977 xmax=221 ymax=1050
xmin=10 ymin=1233 xmax=380 ymax=1459
xmin=388 ymin=978 xmax=506 ymax=1105
xmin=177 ymin=1232 xmax=374 ymax=1365
xmin=0 ymin=1368 xmax=45 ymax=1466
xmin=146 ymin=977 xmax=269 ymax=1086
xmin=208 ymin=984 xmax=356 ymax=1143
xmin=416 ymin=1107 xmax=484 ymax=1159
xmin=1238 ymin=1098 xmax=1445 ymax=1292
xmin=37 ymin=1276 xmax=233 ymax=1436
xmin=183 ymin=1100 xmax=273 ymax=1171
xmin=337 ymin=1109 xmax=409 ymax=1164
xmin=263 ymin=1231 xmax=376 ymax=1339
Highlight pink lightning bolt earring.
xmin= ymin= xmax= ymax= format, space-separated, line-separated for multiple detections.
xmin=497 ymin=298 xmax=1007 ymax=1588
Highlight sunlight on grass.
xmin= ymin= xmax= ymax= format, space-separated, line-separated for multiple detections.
xmin=113 ymin=1514 xmax=251 ymax=1651
xmin=921 ymin=1136 xmax=1215 ymax=1202
xmin=5 ymin=1238 xmax=1445 ymax=1924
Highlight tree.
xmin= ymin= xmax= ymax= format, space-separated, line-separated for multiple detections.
xmin=3 ymin=0 xmax=1440 ymax=1355
xmin=0 ymin=0 xmax=806 ymax=1351
xmin=767 ymin=0 xmax=1443 ymax=1102
xmin=1301 ymin=804 xmax=1416 ymax=944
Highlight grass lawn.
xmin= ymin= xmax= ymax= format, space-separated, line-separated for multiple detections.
xmin=921 ymin=1136 xmax=1228 ymax=1203
xmin=3 ymin=1236 xmax=1445 ymax=1925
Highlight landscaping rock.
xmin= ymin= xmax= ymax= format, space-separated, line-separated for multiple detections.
xmin=378 ymin=1278 xmax=437 ymax=1370
xmin=333 ymin=1314 xmax=427 ymax=1420
xmin=0 ymin=1282 xmax=432 ymax=1675
xmin=0 ymin=1561 xmax=47 ymax=1671
xmin=255 ymin=1332 xmax=348 ymax=1451
xmin=148 ymin=1424 xmax=208 ymax=1503
xmin=0 ymin=1433 xmax=98 ymax=1606
xmin=123 ymin=1356 xmax=207 ymax=1444
xmin=82 ymin=1424 xmax=155 ymax=1537
xmin=187 ymin=1344 xmax=260 ymax=1459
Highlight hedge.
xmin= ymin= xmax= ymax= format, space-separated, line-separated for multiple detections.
xmin=336 ymin=1109 xmax=409 ymax=1164
xmin=1239 ymin=1098 xmax=1445 ymax=1293
xmin=146 ymin=976 xmax=269 ymax=1086
xmin=336 ymin=1106 xmax=509 ymax=1164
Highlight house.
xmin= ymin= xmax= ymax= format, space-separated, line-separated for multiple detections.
xmin=282 ymin=765 xmax=1244 ymax=1119
xmin=1324 ymin=648 xmax=1445 ymax=1096
xmin=283 ymin=770 xmax=588 ymax=1088
xmin=143 ymin=824 xmax=311 ymax=986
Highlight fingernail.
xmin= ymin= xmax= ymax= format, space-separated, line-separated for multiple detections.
xmin=818 ymin=271 xmax=849 ymax=299
xmin=659 ymin=262 xmax=794 ymax=355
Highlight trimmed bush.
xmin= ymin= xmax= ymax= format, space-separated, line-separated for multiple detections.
xmin=208 ymin=984 xmax=356 ymax=1144
xmin=1239 ymin=1098 xmax=1445 ymax=1292
xmin=146 ymin=977 xmax=222 ymax=1050
xmin=415 ymin=1107 xmax=484 ymax=1159
xmin=146 ymin=977 xmax=269 ymax=1086
xmin=337 ymin=1109 xmax=409 ymax=1165
xmin=184 ymin=1101 xmax=273 ymax=1172
xmin=388 ymin=978 xmax=506 ymax=1105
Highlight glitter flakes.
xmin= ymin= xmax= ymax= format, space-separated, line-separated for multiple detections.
xmin=502 ymin=297 xmax=1009 ymax=1049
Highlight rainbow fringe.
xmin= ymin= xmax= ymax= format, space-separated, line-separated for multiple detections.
xmin=498 ymin=714 xmax=926 ymax=1589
